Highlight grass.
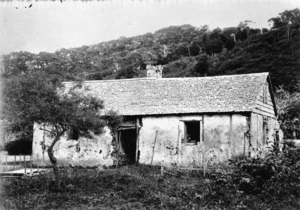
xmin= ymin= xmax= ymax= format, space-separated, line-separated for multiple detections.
xmin=1 ymin=164 xmax=300 ymax=210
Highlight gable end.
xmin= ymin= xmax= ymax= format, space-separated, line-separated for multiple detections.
xmin=253 ymin=76 xmax=277 ymax=118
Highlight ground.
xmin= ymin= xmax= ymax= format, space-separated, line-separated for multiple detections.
xmin=1 ymin=164 xmax=299 ymax=210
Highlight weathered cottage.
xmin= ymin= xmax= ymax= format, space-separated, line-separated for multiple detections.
xmin=32 ymin=72 xmax=282 ymax=167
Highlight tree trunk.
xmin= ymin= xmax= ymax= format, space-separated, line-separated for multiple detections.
xmin=47 ymin=145 xmax=59 ymax=182
xmin=47 ymin=130 xmax=65 ymax=185
xmin=186 ymin=45 xmax=191 ymax=59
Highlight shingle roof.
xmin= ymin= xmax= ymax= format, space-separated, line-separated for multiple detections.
xmin=63 ymin=73 xmax=270 ymax=116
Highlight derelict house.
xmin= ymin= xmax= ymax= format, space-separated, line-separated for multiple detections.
xmin=32 ymin=70 xmax=281 ymax=167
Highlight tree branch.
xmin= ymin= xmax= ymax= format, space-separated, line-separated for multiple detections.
xmin=39 ymin=128 xmax=55 ymax=135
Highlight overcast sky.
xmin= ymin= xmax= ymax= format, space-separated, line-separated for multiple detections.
xmin=0 ymin=0 xmax=299 ymax=55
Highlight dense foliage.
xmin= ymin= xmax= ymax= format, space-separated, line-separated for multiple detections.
xmin=275 ymin=87 xmax=300 ymax=139
xmin=207 ymin=146 xmax=300 ymax=208
xmin=275 ymin=88 xmax=300 ymax=139
xmin=2 ymin=9 xmax=299 ymax=90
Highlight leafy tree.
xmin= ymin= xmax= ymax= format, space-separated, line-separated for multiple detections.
xmin=115 ymin=65 xmax=139 ymax=79
xmin=2 ymin=51 xmax=35 ymax=77
xmin=248 ymin=28 xmax=261 ymax=36
xmin=224 ymin=38 xmax=235 ymax=51
xmin=275 ymin=87 xmax=300 ymax=139
xmin=222 ymin=27 xmax=236 ymax=37
xmin=235 ymin=28 xmax=248 ymax=41
xmin=269 ymin=8 xmax=300 ymax=29
xmin=262 ymin=28 xmax=269 ymax=33
xmin=194 ymin=55 xmax=209 ymax=76
xmin=269 ymin=8 xmax=300 ymax=39
xmin=4 ymin=71 xmax=120 ymax=184
xmin=204 ymin=39 xmax=223 ymax=55
xmin=209 ymin=27 xmax=222 ymax=40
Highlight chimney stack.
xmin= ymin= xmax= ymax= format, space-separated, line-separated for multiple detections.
xmin=146 ymin=65 xmax=163 ymax=78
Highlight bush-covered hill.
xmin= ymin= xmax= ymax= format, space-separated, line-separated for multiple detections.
xmin=2 ymin=8 xmax=300 ymax=92
xmin=212 ymin=26 xmax=300 ymax=92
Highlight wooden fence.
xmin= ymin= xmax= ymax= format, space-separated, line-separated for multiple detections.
xmin=0 ymin=154 xmax=46 ymax=173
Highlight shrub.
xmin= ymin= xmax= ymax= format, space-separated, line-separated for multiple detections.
xmin=205 ymin=146 xmax=300 ymax=207
xmin=230 ymin=147 xmax=300 ymax=196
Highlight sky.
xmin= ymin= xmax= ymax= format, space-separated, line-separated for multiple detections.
xmin=0 ymin=0 xmax=299 ymax=55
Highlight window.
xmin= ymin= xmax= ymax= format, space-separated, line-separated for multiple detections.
xmin=68 ymin=127 xmax=80 ymax=140
xmin=183 ymin=121 xmax=201 ymax=144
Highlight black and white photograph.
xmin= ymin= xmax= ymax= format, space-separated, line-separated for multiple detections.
xmin=0 ymin=0 xmax=300 ymax=209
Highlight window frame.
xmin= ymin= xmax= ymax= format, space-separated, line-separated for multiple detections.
xmin=181 ymin=120 xmax=203 ymax=145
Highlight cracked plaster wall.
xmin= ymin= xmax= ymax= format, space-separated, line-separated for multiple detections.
xmin=32 ymin=123 xmax=114 ymax=167
xmin=250 ymin=113 xmax=283 ymax=157
xmin=138 ymin=114 xmax=248 ymax=167
xmin=32 ymin=113 xmax=282 ymax=167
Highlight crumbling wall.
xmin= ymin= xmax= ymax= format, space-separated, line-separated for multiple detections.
xmin=138 ymin=114 xmax=248 ymax=167
xmin=203 ymin=114 xmax=248 ymax=163
xmin=250 ymin=113 xmax=264 ymax=157
xmin=250 ymin=113 xmax=283 ymax=157
xmin=138 ymin=116 xmax=180 ymax=166
xmin=32 ymin=123 xmax=114 ymax=167
xmin=31 ymin=112 xmax=281 ymax=167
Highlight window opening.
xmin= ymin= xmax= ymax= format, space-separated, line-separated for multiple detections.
xmin=183 ymin=121 xmax=200 ymax=144
xmin=68 ymin=127 xmax=80 ymax=140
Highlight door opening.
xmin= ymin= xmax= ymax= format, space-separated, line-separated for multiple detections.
xmin=120 ymin=129 xmax=137 ymax=163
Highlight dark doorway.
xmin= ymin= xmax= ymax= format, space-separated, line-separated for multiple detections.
xmin=120 ymin=129 xmax=137 ymax=163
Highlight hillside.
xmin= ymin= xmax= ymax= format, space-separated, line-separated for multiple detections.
xmin=212 ymin=28 xmax=300 ymax=92
xmin=2 ymin=9 xmax=300 ymax=93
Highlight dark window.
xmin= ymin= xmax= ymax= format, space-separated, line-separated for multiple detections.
xmin=68 ymin=128 xmax=80 ymax=140
xmin=183 ymin=121 xmax=200 ymax=144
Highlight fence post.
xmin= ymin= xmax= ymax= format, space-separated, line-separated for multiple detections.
xmin=203 ymin=153 xmax=205 ymax=177
xmin=14 ymin=155 xmax=16 ymax=170
xmin=160 ymin=160 xmax=164 ymax=176
xmin=24 ymin=155 xmax=26 ymax=174
xmin=30 ymin=155 xmax=32 ymax=174
xmin=37 ymin=153 xmax=39 ymax=172
xmin=42 ymin=152 xmax=45 ymax=169
xmin=151 ymin=130 xmax=158 ymax=165
xmin=5 ymin=156 xmax=8 ymax=171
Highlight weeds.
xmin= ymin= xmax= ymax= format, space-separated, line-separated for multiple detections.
xmin=1 ymin=148 xmax=300 ymax=209
xmin=206 ymin=147 xmax=300 ymax=208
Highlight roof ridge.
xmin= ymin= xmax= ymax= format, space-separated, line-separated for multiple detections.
xmin=63 ymin=72 xmax=269 ymax=84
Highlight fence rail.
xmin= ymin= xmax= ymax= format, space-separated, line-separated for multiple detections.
xmin=0 ymin=154 xmax=46 ymax=173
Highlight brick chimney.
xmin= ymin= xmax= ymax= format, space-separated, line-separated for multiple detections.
xmin=146 ymin=65 xmax=163 ymax=78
